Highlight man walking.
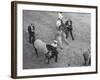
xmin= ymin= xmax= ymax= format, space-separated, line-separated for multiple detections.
xmin=56 ymin=12 xmax=69 ymax=49
xmin=65 ymin=19 xmax=75 ymax=40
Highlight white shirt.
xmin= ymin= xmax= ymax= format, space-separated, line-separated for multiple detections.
xmin=51 ymin=43 xmax=57 ymax=48
xmin=58 ymin=13 xmax=63 ymax=19
xmin=31 ymin=25 xmax=34 ymax=32
xmin=56 ymin=19 xmax=61 ymax=28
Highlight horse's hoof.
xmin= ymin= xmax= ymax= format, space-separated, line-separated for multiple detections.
xmin=68 ymin=64 xmax=70 ymax=66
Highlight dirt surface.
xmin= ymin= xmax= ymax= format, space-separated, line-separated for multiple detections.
xmin=23 ymin=11 xmax=91 ymax=69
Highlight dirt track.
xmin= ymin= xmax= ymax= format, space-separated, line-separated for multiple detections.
xmin=23 ymin=11 xmax=91 ymax=69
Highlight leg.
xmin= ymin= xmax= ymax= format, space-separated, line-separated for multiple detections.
xmin=69 ymin=30 xmax=75 ymax=40
xmin=62 ymin=32 xmax=69 ymax=45
xmin=47 ymin=58 xmax=50 ymax=64
xmin=65 ymin=29 xmax=69 ymax=39
xmin=57 ymin=36 xmax=63 ymax=49
xmin=55 ymin=53 xmax=58 ymax=62
xmin=34 ymin=48 xmax=38 ymax=58
xmin=45 ymin=56 xmax=48 ymax=64
xmin=31 ymin=32 xmax=35 ymax=43
xmin=86 ymin=56 xmax=91 ymax=65
xmin=31 ymin=35 xmax=35 ymax=44
xmin=45 ymin=52 xmax=50 ymax=64
xmin=29 ymin=34 xmax=32 ymax=43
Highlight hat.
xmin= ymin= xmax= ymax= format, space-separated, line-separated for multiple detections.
xmin=54 ymin=40 xmax=58 ymax=43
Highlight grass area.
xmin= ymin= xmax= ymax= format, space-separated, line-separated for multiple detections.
xmin=23 ymin=10 xmax=91 ymax=69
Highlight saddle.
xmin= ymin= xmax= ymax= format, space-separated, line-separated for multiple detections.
xmin=46 ymin=44 xmax=58 ymax=54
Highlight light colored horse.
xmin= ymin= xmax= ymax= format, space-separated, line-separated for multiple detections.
xmin=33 ymin=39 xmax=58 ymax=64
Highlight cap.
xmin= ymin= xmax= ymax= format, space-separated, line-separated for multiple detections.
xmin=54 ymin=40 xmax=58 ymax=43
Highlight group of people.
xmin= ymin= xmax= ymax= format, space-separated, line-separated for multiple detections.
xmin=56 ymin=12 xmax=75 ymax=49
xmin=27 ymin=24 xmax=59 ymax=64
xmin=27 ymin=12 xmax=75 ymax=63
xmin=27 ymin=12 xmax=75 ymax=50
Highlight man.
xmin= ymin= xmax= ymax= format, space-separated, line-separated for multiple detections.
xmin=28 ymin=24 xmax=35 ymax=43
xmin=46 ymin=40 xmax=58 ymax=62
xmin=65 ymin=19 xmax=75 ymax=40
xmin=56 ymin=12 xmax=66 ymax=31
xmin=58 ymin=12 xmax=63 ymax=19
xmin=56 ymin=12 xmax=69 ymax=49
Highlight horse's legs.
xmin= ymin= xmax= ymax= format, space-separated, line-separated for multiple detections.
xmin=55 ymin=53 xmax=58 ymax=62
xmin=34 ymin=47 xmax=38 ymax=58
xmin=45 ymin=52 xmax=50 ymax=64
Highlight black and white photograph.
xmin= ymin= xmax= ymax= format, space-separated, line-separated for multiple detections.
xmin=11 ymin=1 xmax=97 ymax=78
xmin=23 ymin=10 xmax=91 ymax=69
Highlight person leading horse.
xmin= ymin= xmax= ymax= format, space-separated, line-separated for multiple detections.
xmin=56 ymin=12 xmax=69 ymax=49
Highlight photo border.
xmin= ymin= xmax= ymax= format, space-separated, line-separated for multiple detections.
xmin=11 ymin=1 xmax=98 ymax=79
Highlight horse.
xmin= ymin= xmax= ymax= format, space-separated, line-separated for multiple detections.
xmin=33 ymin=39 xmax=59 ymax=64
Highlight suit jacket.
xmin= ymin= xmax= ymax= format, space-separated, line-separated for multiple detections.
xmin=28 ymin=25 xmax=35 ymax=34
xmin=28 ymin=25 xmax=32 ymax=34
xmin=65 ymin=20 xmax=72 ymax=30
